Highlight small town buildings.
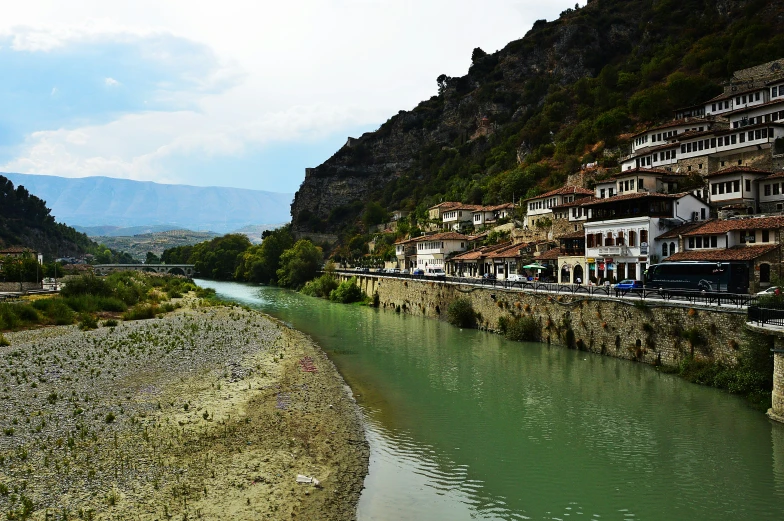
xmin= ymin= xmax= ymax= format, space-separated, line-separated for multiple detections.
xmin=0 ymin=246 xmax=43 ymax=264
xmin=552 ymin=230 xmax=586 ymax=284
xmin=394 ymin=237 xmax=418 ymax=270
xmin=441 ymin=204 xmax=483 ymax=231
xmin=758 ymin=171 xmax=784 ymax=213
xmin=582 ymin=192 xmax=710 ymax=282
xmin=524 ymin=186 xmax=593 ymax=228
xmin=411 ymin=232 xmax=470 ymax=271
xmin=705 ymin=166 xmax=770 ymax=213
xmin=472 ymin=203 xmax=515 ymax=228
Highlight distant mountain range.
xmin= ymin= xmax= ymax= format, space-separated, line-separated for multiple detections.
xmin=1 ymin=173 xmax=293 ymax=234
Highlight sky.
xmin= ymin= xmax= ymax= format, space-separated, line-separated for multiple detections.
xmin=0 ymin=0 xmax=578 ymax=193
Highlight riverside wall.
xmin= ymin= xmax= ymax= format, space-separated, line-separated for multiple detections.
xmin=340 ymin=274 xmax=747 ymax=367
xmin=0 ymin=282 xmax=41 ymax=292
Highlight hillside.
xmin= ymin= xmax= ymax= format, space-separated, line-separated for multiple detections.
xmin=0 ymin=175 xmax=95 ymax=257
xmin=1 ymin=173 xmax=294 ymax=234
xmin=90 ymin=230 xmax=221 ymax=261
xmin=291 ymin=0 xmax=784 ymax=237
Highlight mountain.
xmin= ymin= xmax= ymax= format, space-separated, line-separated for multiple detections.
xmin=1 ymin=173 xmax=293 ymax=234
xmin=0 ymin=175 xmax=95 ymax=257
xmin=291 ymin=0 xmax=784 ymax=236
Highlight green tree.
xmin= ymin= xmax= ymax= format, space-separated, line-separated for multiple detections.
xmin=362 ymin=202 xmax=388 ymax=228
xmin=145 ymin=251 xmax=160 ymax=264
xmin=276 ymin=240 xmax=323 ymax=289
xmin=234 ymin=227 xmax=294 ymax=284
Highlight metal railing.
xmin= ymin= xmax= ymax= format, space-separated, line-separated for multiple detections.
xmin=336 ymin=269 xmax=758 ymax=308
xmin=748 ymin=304 xmax=784 ymax=327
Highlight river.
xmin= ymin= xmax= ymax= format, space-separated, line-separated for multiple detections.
xmin=196 ymin=280 xmax=784 ymax=520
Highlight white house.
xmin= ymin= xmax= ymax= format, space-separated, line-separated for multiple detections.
xmin=524 ymin=186 xmax=593 ymax=227
xmin=705 ymin=166 xmax=771 ymax=213
xmin=413 ymin=232 xmax=470 ymax=270
xmin=442 ymin=204 xmax=482 ymax=231
xmin=582 ymin=192 xmax=710 ymax=282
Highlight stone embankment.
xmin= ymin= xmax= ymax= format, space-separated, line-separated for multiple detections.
xmin=0 ymin=299 xmax=368 ymax=520
xmin=343 ymin=274 xmax=746 ymax=367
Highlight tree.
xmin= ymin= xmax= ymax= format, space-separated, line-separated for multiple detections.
xmin=276 ymin=240 xmax=323 ymax=289
xmin=145 ymin=252 xmax=160 ymax=264
xmin=234 ymin=227 xmax=294 ymax=284
xmin=362 ymin=202 xmax=388 ymax=228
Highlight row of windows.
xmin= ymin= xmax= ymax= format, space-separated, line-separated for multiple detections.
xmin=570 ymin=207 xmax=586 ymax=219
xmin=648 ymin=129 xmax=679 ymax=144
xmin=711 ymin=100 xmax=732 ymax=112
xmin=711 ymin=180 xmax=742 ymax=195
xmin=443 ymin=211 xmax=464 ymax=219
xmin=417 ymin=241 xmax=449 ymax=250
xmin=739 ymin=230 xmax=771 ymax=243
xmin=774 ymin=85 xmax=783 ymax=99
xmin=661 ymin=242 xmax=677 ymax=257
xmin=528 ymin=197 xmax=559 ymax=211
xmin=687 ymin=236 xmax=719 ymax=249
xmin=734 ymin=91 xmax=762 ymax=106
xmin=732 ymin=111 xmax=784 ymax=128
xmin=651 ymin=149 xmax=677 ymax=163
xmin=586 ymin=230 xmax=648 ymax=248
xmin=598 ymin=187 xmax=615 ymax=198
xmin=681 ymin=128 xmax=774 ymax=155
xmin=763 ymin=183 xmax=783 ymax=197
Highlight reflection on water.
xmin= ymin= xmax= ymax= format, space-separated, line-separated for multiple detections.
xmin=197 ymin=280 xmax=784 ymax=520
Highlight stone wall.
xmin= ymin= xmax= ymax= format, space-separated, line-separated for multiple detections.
xmin=343 ymin=274 xmax=746 ymax=367
xmin=0 ymin=282 xmax=41 ymax=292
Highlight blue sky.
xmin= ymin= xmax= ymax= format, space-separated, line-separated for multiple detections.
xmin=0 ymin=0 xmax=577 ymax=193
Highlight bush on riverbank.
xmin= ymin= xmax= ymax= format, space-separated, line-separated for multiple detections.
xmin=447 ymin=298 xmax=476 ymax=328
xmin=659 ymin=330 xmax=774 ymax=410
xmin=0 ymin=272 xmax=192 ymax=333
xmin=329 ymin=277 xmax=365 ymax=304
xmin=302 ymin=273 xmax=339 ymax=298
xmin=498 ymin=315 xmax=540 ymax=342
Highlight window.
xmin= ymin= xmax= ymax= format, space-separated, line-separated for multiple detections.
xmin=746 ymin=179 xmax=751 ymax=192
xmin=719 ymin=183 xmax=725 ymax=194
xmin=774 ymin=87 xmax=779 ymax=97
xmin=662 ymin=243 xmax=668 ymax=257
xmin=640 ymin=230 xmax=648 ymax=244
xmin=587 ymin=234 xmax=594 ymax=248
xmin=763 ymin=230 xmax=770 ymax=242
xmin=689 ymin=237 xmax=695 ymax=248
xmin=756 ymin=92 xmax=761 ymax=101
xmin=731 ymin=134 xmax=737 ymax=144
xmin=749 ymin=131 xmax=754 ymax=141
xmin=696 ymin=237 xmax=702 ymax=248
xmin=712 ymin=103 xmax=717 ymax=111
xmin=775 ymin=184 xmax=781 ymax=196
xmin=712 ymin=183 xmax=718 ymax=195
xmin=600 ymin=189 xmax=605 ymax=198
xmin=701 ymin=208 xmax=706 ymax=220
xmin=761 ymin=263 xmax=771 ymax=284
xmin=733 ymin=180 xmax=740 ymax=192
xmin=756 ymin=129 xmax=762 ymax=140
xmin=609 ymin=188 xmax=614 ymax=197
xmin=605 ymin=232 xmax=614 ymax=247
xmin=737 ymin=96 xmax=741 ymax=105
xmin=617 ymin=231 xmax=624 ymax=245
xmin=628 ymin=230 xmax=636 ymax=247
xmin=765 ymin=184 xmax=772 ymax=196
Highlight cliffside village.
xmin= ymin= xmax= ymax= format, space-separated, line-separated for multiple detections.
xmin=388 ymin=59 xmax=784 ymax=294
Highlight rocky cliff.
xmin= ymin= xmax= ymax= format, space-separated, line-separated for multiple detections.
xmin=292 ymin=0 xmax=784 ymax=236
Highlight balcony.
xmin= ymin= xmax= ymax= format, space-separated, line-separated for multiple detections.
xmin=597 ymin=246 xmax=629 ymax=256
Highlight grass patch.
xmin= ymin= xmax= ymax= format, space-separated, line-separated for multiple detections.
xmin=499 ymin=315 xmax=540 ymax=342
xmin=446 ymin=298 xmax=476 ymax=328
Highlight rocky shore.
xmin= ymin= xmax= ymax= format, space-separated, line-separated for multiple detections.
xmin=0 ymin=299 xmax=369 ymax=520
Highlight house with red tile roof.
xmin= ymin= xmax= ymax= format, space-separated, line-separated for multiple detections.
xmin=523 ymin=186 xmax=593 ymax=229
xmin=410 ymin=232 xmax=471 ymax=272
xmin=705 ymin=166 xmax=771 ymax=212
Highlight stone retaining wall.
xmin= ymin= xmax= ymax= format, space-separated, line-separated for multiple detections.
xmin=0 ymin=282 xmax=41 ymax=292
xmin=342 ymin=274 xmax=746 ymax=367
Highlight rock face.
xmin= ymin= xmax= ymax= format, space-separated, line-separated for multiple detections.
xmin=290 ymin=0 xmax=764 ymax=235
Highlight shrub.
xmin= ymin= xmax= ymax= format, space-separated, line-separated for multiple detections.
xmin=122 ymin=304 xmax=158 ymax=321
xmin=78 ymin=313 xmax=99 ymax=331
xmin=302 ymin=273 xmax=339 ymax=298
xmin=446 ymin=298 xmax=476 ymax=328
xmin=103 ymin=319 xmax=119 ymax=327
xmin=329 ymin=277 xmax=364 ymax=304
xmin=502 ymin=316 xmax=540 ymax=342
xmin=47 ymin=301 xmax=75 ymax=325
xmin=0 ymin=334 xmax=9 ymax=347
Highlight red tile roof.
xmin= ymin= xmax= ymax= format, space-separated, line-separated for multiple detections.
xmin=428 ymin=201 xmax=462 ymax=210
xmin=763 ymin=170 xmax=784 ymax=180
xmin=704 ymin=166 xmax=773 ymax=178
xmin=680 ymin=215 xmax=784 ymax=235
xmin=486 ymin=243 xmax=524 ymax=259
xmin=656 ymin=221 xmax=708 ymax=240
xmin=665 ymin=244 xmax=777 ymax=262
xmin=413 ymin=232 xmax=470 ymax=242
xmin=524 ymin=186 xmax=593 ymax=202
xmin=630 ymin=117 xmax=709 ymax=138
xmin=580 ymin=191 xmax=686 ymax=206
xmin=707 ymin=86 xmax=763 ymax=103
xmin=536 ymin=248 xmax=563 ymax=260
xmin=450 ymin=242 xmax=512 ymax=261
xmin=557 ymin=230 xmax=586 ymax=240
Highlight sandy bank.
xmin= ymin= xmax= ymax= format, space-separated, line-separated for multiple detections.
xmin=0 ymin=300 xmax=369 ymax=520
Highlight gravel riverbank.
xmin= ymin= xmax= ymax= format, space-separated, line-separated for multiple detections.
xmin=0 ymin=299 xmax=369 ymax=520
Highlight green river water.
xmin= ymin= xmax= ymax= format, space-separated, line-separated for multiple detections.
xmin=196 ymin=280 xmax=784 ymax=520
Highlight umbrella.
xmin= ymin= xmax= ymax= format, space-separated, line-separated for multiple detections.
xmin=522 ymin=263 xmax=546 ymax=270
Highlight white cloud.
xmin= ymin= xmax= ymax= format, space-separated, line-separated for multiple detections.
xmin=50 ymin=86 xmax=57 ymax=96
xmin=0 ymin=0 xmax=578 ymax=190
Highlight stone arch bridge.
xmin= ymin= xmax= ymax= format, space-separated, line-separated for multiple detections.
xmin=93 ymin=264 xmax=196 ymax=277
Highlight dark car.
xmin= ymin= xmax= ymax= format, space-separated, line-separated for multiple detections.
xmin=482 ymin=273 xmax=497 ymax=282
xmin=412 ymin=268 xmax=425 ymax=276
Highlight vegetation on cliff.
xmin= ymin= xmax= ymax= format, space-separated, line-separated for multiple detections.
xmin=291 ymin=0 xmax=784 ymax=241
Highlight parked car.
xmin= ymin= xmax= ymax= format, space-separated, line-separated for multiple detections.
xmin=424 ymin=267 xmax=446 ymax=278
xmin=506 ymin=274 xmax=526 ymax=282
xmin=412 ymin=268 xmax=424 ymax=276
xmin=614 ymin=279 xmax=643 ymax=291
xmin=482 ymin=273 xmax=497 ymax=281
xmin=400 ymin=269 xmax=410 ymax=275
xmin=756 ymin=286 xmax=781 ymax=295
